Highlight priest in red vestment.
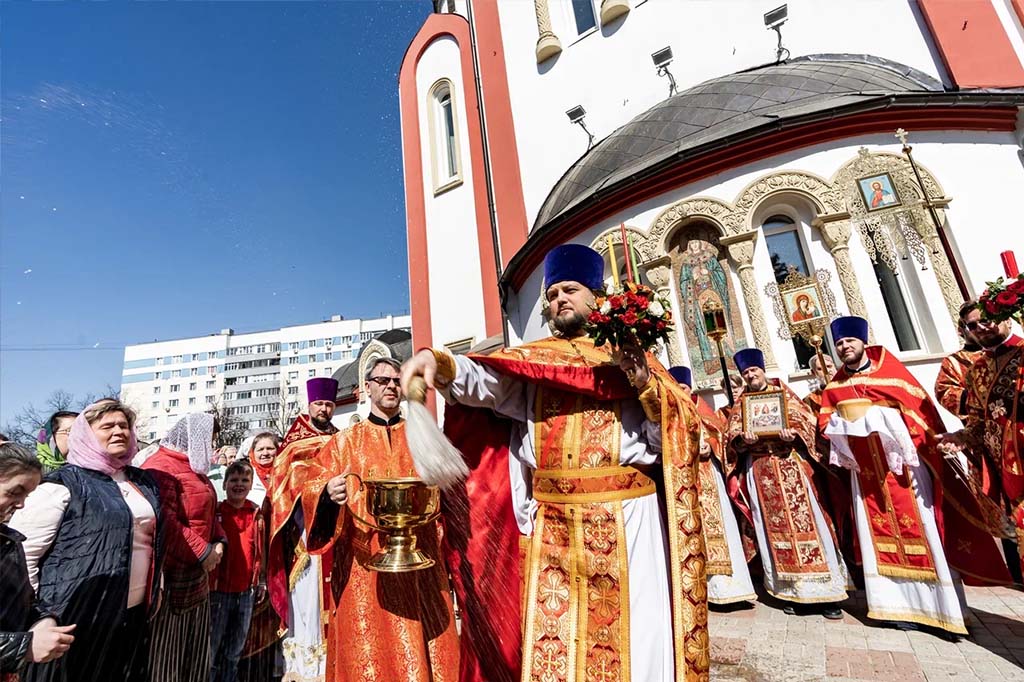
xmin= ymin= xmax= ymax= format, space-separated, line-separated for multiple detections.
xmin=960 ymin=305 xmax=1024 ymax=576
xmin=268 ymin=378 xmax=340 ymax=682
xmin=726 ymin=349 xmax=848 ymax=618
xmin=669 ymin=366 xmax=755 ymax=606
xmin=819 ymin=316 xmax=1010 ymax=637
xmin=401 ymin=244 xmax=709 ymax=682
xmin=299 ymin=357 xmax=459 ymax=682
xmin=934 ymin=302 xmax=984 ymax=421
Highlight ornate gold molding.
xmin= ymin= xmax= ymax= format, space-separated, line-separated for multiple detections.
xmin=533 ymin=0 xmax=562 ymax=63
xmin=813 ymin=219 xmax=873 ymax=341
xmin=644 ymin=197 xmax=737 ymax=260
xmin=731 ymin=171 xmax=842 ymax=233
xmin=721 ymin=232 xmax=778 ymax=369
xmin=642 ymin=258 xmax=684 ymax=366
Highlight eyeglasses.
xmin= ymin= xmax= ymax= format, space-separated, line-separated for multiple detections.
xmin=964 ymin=320 xmax=995 ymax=331
xmin=368 ymin=376 xmax=401 ymax=387
xmin=55 ymin=429 xmax=72 ymax=436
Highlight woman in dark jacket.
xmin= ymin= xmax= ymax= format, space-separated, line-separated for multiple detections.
xmin=10 ymin=400 xmax=164 ymax=682
xmin=0 ymin=442 xmax=74 ymax=678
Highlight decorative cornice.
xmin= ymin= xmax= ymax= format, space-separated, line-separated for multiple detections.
xmin=503 ymin=103 xmax=1019 ymax=291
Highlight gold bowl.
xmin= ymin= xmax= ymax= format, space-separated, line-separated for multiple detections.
xmin=836 ymin=398 xmax=873 ymax=422
xmin=345 ymin=475 xmax=440 ymax=573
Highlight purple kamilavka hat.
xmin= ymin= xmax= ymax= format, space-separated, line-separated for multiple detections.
xmin=306 ymin=377 xmax=338 ymax=403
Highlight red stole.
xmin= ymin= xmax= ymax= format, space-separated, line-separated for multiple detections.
xmin=266 ymin=414 xmax=338 ymax=627
xmin=727 ymin=382 xmax=834 ymax=580
xmin=820 ymin=346 xmax=1010 ymax=586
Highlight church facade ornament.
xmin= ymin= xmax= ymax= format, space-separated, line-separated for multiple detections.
xmin=642 ymin=258 xmax=685 ymax=367
xmin=731 ymin=171 xmax=841 ymax=232
xmin=829 ymin=148 xmax=959 ymax=324
xmin=721 ymin=232 xmax=778 ymax=370
xmin=533 ymin=0 xmax=562 ymax=63
xmin=599 ymin=0 xmax=630 ymax=26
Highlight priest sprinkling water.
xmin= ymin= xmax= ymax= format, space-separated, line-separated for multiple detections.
xmin=401 ymin=244 xmax=710 ymax=682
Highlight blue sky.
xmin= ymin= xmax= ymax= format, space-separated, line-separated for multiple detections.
xmin=0 ymin=1 xmax=431 ymax=424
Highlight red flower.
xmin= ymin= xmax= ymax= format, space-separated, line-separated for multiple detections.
xmin=986 ymin=299 xmax=1001 ymax=315
xmin=608 ymin=295 xmax=625 ymax=309
xmin=1008 ymin=278 xmax=1024 ymax=295
xmin=995 ymin=290 xmax=1019 ymax=307
xmin=656 ymin=320 xmax=667 ymax=331
xmin=622 ymin=310 xmax=639 ymax=326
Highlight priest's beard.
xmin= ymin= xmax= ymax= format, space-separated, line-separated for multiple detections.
xmin=311 ymin=417 xmax=333 ymax=432
xmin=552 ymin=311 xmax=587 ymax=338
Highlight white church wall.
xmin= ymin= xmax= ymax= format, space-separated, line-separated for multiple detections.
xmin=415 ymin=36 xmax=490 ymax=350
xmin=493 ymin=0 xmax=950 ymax=229
xmin=505 ymin=130 xmax=1024 ymax=407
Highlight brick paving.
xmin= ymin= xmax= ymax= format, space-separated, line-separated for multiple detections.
xmin=709 ymin=586 xmax=1024 ymax=681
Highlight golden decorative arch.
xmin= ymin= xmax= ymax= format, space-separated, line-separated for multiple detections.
xmin=730 ymin=170 xmax=842 ymax=233
xmin=643 ymin=196 xmax=737 ymax=263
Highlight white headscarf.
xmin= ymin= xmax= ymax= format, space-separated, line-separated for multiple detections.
xmin=161 ymin=413 xmax=217 ymax=475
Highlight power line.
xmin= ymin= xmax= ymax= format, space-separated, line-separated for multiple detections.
xmin=0 ymin=346 xmax=124 ymax=352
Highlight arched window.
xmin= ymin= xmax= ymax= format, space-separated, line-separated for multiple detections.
xmin=427 ymin=79 xmax=463 ymax=194
xmin=872 ymin=257 xmax=921 ymax=351
xmin=761 ymin=212 xmax=829 ymax=369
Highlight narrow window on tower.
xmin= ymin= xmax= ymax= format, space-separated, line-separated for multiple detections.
xmin=428 ymin=79 xmax=463 ymax=195
xmin=571 ymin=0 xmax=597 ymax=34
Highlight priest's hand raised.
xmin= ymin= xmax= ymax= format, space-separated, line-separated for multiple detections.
xmin=402 ymin=349 xmax=440 ymax=396
xmin=326 ymin=474 xmax=349 ymax=505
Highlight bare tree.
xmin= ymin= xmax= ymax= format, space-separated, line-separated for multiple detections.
xmin=263 ymin=396 xmax=299 ymax=437
xmin=2 ymin=390 xmax=98 ymax=446
xmin=204 ymin=400 xmax=248 ymax=448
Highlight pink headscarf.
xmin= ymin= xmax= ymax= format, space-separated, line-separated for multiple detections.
xmin=67 ymin=401 xmax=139 ymax=476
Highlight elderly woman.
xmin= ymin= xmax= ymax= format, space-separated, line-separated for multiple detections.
xmin=142 ymin=413 xmax=225 ymax=682
xmin=1 ymin=442 xmax=76 ymax=678
xmin=10 ymin=400 xmax=163 ymax=682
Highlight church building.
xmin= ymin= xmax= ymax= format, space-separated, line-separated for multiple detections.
xmin=399 ymin=0 xmax=1024 ymax=416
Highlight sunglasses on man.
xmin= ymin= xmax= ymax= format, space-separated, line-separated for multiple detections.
xmin=368 ymin=376 xmax=401 ymax=386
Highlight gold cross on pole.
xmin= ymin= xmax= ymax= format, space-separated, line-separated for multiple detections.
xmin=895 ymin=127 xmax=910 ymax=147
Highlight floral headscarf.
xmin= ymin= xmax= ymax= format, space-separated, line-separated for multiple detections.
xmin=161 ymin=413 xmax=217 ymax=475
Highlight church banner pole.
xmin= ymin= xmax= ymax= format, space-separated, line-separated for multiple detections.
xmin=896 ymin=128 xmax=970 ymax=301
xmin=715 ymin=336 xmax=734 ymax=407
xmin=704 ymin=302 xmax=733 ymax=407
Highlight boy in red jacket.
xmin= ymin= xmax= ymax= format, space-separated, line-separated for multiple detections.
xmin=209 ymin=460 xmax=265 ymax=682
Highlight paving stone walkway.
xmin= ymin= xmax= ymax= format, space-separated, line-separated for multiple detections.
xmin=709 ymin=586 xmax=1024 ymax=681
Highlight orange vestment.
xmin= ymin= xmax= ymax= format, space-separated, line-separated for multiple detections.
xmin=438 ymin=337 xmax=709 ymax=682
xmin=301 ymin=419 xmax=460 ymax=682
xmin=267 ymin=414 xmax=338 ymax=634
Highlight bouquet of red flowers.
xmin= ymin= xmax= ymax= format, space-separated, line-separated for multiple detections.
xmin=979 ymin=273 xmax=1024 ymax=324
xmin=586 ymin=281 xmax=674 ymax=351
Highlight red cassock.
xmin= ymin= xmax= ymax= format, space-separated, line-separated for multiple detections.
xmin=819 ymin=346 xmax=1010 ymax=586
xmin=301 ymin=420 xmax=460 ymax=682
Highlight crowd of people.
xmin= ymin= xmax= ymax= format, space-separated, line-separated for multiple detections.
xmin=1 ymin=242 xmax=1021 ymax=682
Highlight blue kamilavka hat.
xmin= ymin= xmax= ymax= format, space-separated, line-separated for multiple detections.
xmin=544 ymin=244 xmax=605 ymax=291
xmin=733 ymin=348 xmax=765 ymax=372
xmin=830 ymin=316 xmax=869 ymax=343
xmin=668 ymin=366 xmax=692 ymax=388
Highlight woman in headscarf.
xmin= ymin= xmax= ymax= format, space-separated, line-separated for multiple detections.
xmin=142 ymin=413 xmax=225 ymax=682
xmin=237 ymin=430 xmax=283 ymax=682
xmin=0 ymin=442 xmax=75 ymax=678
xmin=11 ymin=399 xmax=163 ymax=682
